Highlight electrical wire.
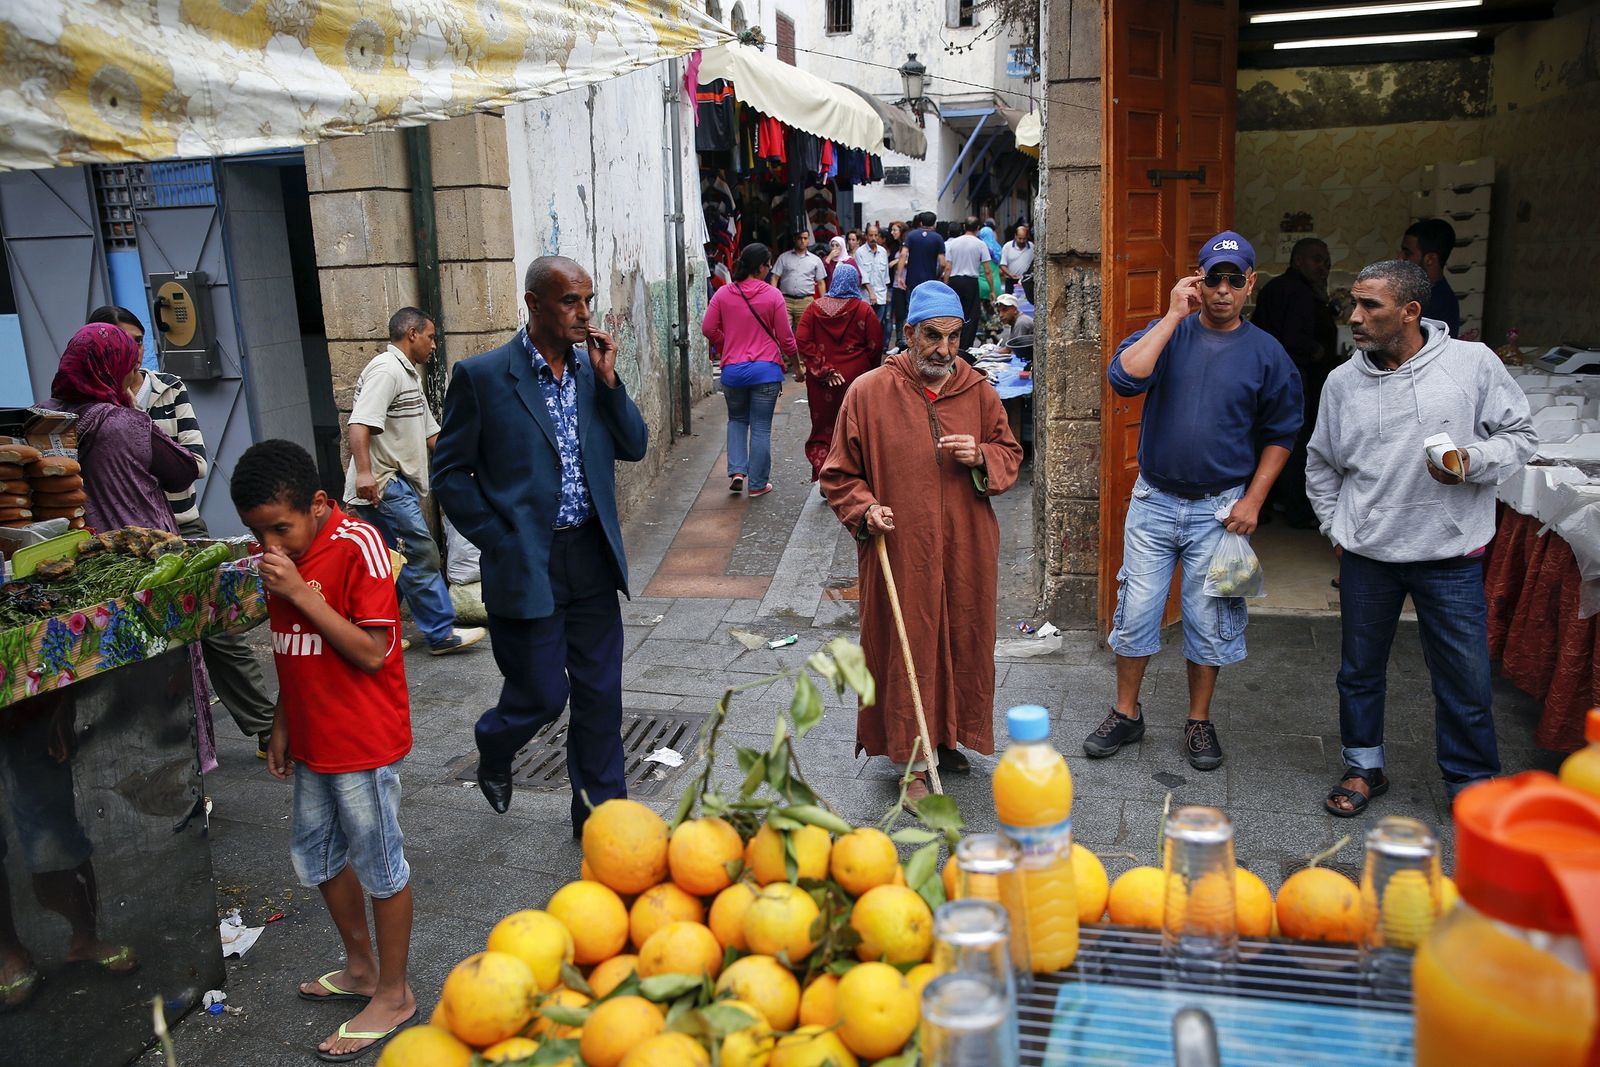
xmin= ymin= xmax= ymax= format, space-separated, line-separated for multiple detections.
xmin=788 ymin=42 xmax=1100 ymax=115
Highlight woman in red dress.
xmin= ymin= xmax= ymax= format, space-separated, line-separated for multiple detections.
xmin=796 ymin=264 xmax=883 ymax=480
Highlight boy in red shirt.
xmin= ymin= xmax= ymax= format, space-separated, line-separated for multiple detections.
xmin=231 ymin=440 xmax=416 ymax=1062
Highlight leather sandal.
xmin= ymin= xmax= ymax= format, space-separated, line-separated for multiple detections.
xmin=1325 ymin=766 xmax=1389 ymax=818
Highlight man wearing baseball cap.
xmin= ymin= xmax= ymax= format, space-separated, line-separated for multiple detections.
xmin=1084 ymin=230 xmax=1303 ymax=770
xmin=993 ymin=293 xmax=1033 ymax=357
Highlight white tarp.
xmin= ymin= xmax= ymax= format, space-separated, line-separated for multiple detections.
xmin=697 ymin=41 xmax=884 ymax=154
xmin=0 ymin=0 xmax=732 ymax=170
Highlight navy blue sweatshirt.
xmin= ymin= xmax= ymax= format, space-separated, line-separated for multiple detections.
xmin=1108 ymin=316 xmax=1303 ymax=496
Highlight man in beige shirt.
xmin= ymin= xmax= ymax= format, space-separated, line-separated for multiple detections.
xmin=346 ymin=307 xmax=484 ymax=655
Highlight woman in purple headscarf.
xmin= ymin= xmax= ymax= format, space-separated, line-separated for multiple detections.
xmin=48 ymin=323 xmax=198 ymax=534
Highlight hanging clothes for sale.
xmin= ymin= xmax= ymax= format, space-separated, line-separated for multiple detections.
xmin=695 ymin=79 xmax=736 ymax=152
xmin=757 ymin=115 xmax=788 ymax=163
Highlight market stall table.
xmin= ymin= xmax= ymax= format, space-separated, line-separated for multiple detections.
xmin=1019 ymin=927 xmax=1412 ymax=1066
xmin=977 ymin=356 xmax=1034 ymax=448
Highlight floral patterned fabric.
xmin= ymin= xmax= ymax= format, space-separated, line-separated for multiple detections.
xmin=0 ymin=1 xmax=731 ymax=169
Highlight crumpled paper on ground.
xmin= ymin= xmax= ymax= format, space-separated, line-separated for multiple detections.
xmin=219 ymin=908 xmax=264 ymax=958
xmin=994 ymin=622 xmax=1063 ymax=659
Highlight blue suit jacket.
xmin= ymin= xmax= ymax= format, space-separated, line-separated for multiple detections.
xmin=432 ymin=335 xmax=649 ymax=620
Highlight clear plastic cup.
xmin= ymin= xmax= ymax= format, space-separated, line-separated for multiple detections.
xmin=1161 ymin=805 xmax=1238 ymax=975
xmin=954 ymin=833 xmax=1033 ymax=983
xmin=920 ymin=971 xmax=1019 ymax=1067
xmin=1360 ymin=815 xmax=1442 ymax=995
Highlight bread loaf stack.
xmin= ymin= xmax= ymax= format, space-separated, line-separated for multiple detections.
xmin=29 ymin=453 xmax=85 ymax=529
xmin=0 ymin=442 xmax=37 ymax=529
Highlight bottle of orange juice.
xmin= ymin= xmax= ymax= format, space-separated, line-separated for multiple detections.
xmin=1558 ymin=709 xmax=1600 ymax=799
xmin=1412 ymin=773 xmax=1599 ymax=1067
xmin=992 ymin=705 xmax=1078 ymax=972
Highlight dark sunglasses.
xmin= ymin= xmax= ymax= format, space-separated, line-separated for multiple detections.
xmin=1203 ymin=271 xmax=1247 ymax=289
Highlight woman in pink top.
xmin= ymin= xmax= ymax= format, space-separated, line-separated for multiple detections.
xmin=701 ymin=244 xmax=800 ymax=497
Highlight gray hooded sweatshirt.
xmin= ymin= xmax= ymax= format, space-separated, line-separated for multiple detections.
xmin=1306 ymin=321 xmax=1536 ymax=563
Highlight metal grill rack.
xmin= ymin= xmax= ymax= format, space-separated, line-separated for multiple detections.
xmin=1017 ymin=926 xmax=1413 ymax=1066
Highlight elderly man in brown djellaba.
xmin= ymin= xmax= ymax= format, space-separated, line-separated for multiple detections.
xmin=820 ymin=280 xmax=1024 ymax=806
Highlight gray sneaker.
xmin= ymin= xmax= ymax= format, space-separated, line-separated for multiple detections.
xmin=429 ymin=627 xmax=487 ymax=655
xmin=1184 ymin=718 xmax=1224 ymax=771
xmin=1083 ymin=706 xmax=1144 ymax=758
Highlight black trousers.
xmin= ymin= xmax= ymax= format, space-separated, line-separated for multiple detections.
xmin=475 ymin=522 xmax=626 ymax=832
xmin=949 ymin=275 xmax=981 ymax=353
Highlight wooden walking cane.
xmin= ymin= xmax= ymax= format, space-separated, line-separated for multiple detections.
xmin=875 ymin=534 xmax=944 ymax=795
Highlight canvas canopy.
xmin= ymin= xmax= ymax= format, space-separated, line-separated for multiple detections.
xmin=697 ymin=41 xmax=883 ymax=154
xmin=0 ymin=0 xmax=733 ymax=170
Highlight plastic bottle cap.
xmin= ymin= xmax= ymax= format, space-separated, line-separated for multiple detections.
xmin=1587 ymin=707 xmax=1600 ymax=745
xmin=1006 ymin=704 xmax=1050 ymax=742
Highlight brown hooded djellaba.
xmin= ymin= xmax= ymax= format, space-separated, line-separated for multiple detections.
xmin=819 ymin=354 xmax=1023 ymax=762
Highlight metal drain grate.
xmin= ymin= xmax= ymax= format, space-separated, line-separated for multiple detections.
xmin=450 ymin=710 xmax=707 ymax=797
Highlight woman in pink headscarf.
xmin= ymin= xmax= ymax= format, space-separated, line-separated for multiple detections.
xmin=822 ymin=235 xmax=856 ymax=290
xmin=48 ymin=323 xmax=199 ymax=534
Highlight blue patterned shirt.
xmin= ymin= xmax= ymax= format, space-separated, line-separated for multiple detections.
xmin=521 ymin=330 xmax=593 ymax=528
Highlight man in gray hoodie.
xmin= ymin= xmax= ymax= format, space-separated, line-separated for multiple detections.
xmin=1307 ymin=260 xmax=1535 ymax=816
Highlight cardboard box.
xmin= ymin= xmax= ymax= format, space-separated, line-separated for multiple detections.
xmin=1434 ymin=185 xmax=1492 ymax=217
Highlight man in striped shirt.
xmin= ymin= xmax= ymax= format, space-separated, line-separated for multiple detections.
xmin=91 ymin=305 xmax=278 ymax=756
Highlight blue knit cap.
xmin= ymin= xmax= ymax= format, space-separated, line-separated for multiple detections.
xmin=905 ymin=281 xmax=965 ymax=325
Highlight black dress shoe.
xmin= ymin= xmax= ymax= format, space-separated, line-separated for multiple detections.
xmin=477 ymin=762 xmax=513 ymax=814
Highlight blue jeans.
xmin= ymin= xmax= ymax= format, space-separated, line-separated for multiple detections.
xmin=1109 ymin=476 xmax=1248 ymax=666
xmin=874 ymin=302 xmax=893 ymax=351
xmin=354 ymin=477 xmax=456 ymax=646
xmin=291 ymin=761 xmax=410 ymax=897
xmin=1337 ymin=551 xmax=1499 ymax=794
xmin=724 ymin=380 xmax=782 ymax=489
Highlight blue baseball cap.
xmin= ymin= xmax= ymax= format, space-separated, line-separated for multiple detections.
xmin=1198 ymin=230 xmax=1254 ymax=272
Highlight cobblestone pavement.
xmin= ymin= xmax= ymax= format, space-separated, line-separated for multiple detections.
xmin=142 ymin=384 xmax=1555 ymax=1064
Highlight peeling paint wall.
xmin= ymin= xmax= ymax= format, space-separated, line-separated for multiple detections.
xmin=504 ymin=64 xmax=715 ymax=519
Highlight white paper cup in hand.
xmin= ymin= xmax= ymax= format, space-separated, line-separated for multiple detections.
xmin=1423 ymin=433 xmax=1464 ymax=482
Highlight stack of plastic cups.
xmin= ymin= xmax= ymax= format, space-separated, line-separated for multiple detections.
xmin=954 ymin=833 xmax=1033 ymax=990
xmin=1162 ymin=806 xmax=1239 ymax=981
xmin=924 ymin=899 xmax=1020 ymax=1067
xmin=1359 ymin=815 xmax=1442 ymax=997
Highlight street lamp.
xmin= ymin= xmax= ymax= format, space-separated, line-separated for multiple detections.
xmin=897 ymin=53 xmax=928 ymax=126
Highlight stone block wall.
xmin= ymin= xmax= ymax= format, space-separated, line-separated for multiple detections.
xmin=1036 ymin=0 xmax=1106 ymax=627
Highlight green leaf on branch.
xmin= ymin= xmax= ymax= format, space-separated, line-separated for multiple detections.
xmin=789 ymin=671 xmax=825 ymax=738
xmin=786 ymin=776 xmax=818 ymax=806
xmin=671 ymin=784 xmax=697 ymax=830
xmin=807 ymin=651 xmax=843 ymax=694
xmin=891 ymin=827 xmax=940 ymax=845
xmin=770 ymin=713 xmax=789 ymax=756
xmin=531 ymin=1038 xmax=582 ymax=1065
xmin=825 ymin=638 xmax=876 ymax=707
xmin=916 ymin=871 xmax=948 ymax=912
xmin=766 ymin=758 xmax=789 ymax=794
xmin=784 ymin=832 xmax=799 ymax=882
xmin=767 ymin=812 xmax=802 ymax=832
xmin=737 ymin=748 xmax=763 ymax=774
xmin=559 ymin=961 xmax=593 ymax=997
xmin=913 ymin=793 xmax=965 ymax=833
xmin=904 ymin=840 xmax=940 ymax=892
xmin=639 ymin=974 xmax=703 ymax=1002
xmin=739 ymin=755 xmax=768 ymax=797
xmin=539 ymin=1003 xmax=592 ymax=1027
xmin=699 ymin=1002 xmax=763 ymax=1037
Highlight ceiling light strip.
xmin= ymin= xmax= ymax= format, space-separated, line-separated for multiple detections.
xmin=1251 ymin=0 xmax=1481 ymax=24
xmin=1273 ymin=28 xmax=1480 ymax=47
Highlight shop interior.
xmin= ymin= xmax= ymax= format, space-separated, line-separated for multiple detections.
xmin=1230 ymin=0 xmax=1600 ymax=612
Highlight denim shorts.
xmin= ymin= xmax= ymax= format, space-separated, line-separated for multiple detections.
xmin=1109 ymin=476 xmax=1249 ymax=667
xmin=291 ymin=761 xmax=410 ymax=898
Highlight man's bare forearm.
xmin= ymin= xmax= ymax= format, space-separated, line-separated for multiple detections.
xmin=348 ymin=424 xmax=375 ymax=477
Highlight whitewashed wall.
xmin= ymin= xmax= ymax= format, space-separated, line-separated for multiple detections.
xmin=779 ymin=0 xmax=1018 ymax=221
xmin=504 ymin=62 xmax=714 ymax=512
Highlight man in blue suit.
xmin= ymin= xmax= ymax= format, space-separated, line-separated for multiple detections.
xmin=433 ymin=256 xmax=649 ymax=832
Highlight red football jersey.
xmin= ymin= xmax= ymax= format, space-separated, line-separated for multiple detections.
xmin=265 ymin=507 xmax=412 ymax=773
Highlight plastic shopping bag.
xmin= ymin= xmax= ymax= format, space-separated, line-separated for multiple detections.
xmin=1203 ymin=531 xmax=1265 ymax=598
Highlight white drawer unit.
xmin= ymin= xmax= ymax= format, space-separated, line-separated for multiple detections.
xmin=1449 ymin=263 xmax=1488 ymax=295
xmin=1434 ymin=157 xmax=1495 ymax=190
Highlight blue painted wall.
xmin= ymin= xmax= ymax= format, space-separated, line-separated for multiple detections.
xmin=0 ymin=315 xmax=32 ymax=405
xmin=106 ymin=249 xmax=158 ymax=370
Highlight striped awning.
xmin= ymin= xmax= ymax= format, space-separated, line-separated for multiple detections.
xmin=0 ymin=0 xmax=733 ymax=171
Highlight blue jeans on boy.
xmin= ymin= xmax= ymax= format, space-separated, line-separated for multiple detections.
xmin=724 ymin=381 xmax=782 ymax=489
xmin=1337 ymin=550 xmax=1500 ymax=795
xmin=1109 ymin=476 xmax=1249 ymax=666
xmin=354 ymin=476 xmax=456 ymax=647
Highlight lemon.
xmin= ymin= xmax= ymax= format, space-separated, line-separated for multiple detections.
xmin=742 ymin=882 xmax=821 ymax=962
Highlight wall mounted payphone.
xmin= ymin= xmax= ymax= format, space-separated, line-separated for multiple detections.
xmin=148 ymin=271 xmax=221 ymax=379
